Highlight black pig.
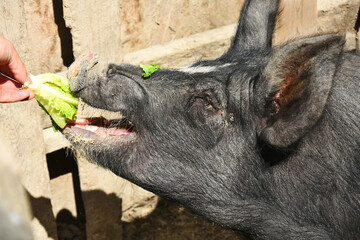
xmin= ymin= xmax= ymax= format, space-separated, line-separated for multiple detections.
xmin=63 ymin=0 xmax=360 ymax=239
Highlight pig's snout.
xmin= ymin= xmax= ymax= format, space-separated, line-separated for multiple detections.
xmin=68 ymin=61 xmax=147 ymax=115
xmin=68 ymin=53 xmax=99 ymax=94
xmin=69 ymin=64 xmax=88 ymax=93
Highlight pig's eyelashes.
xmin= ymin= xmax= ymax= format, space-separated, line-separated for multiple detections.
xmin=186 ymin=91 xmax=224 ymax=127
xmin=204 ymin=95 xmax=218 ymax=110
xmin=200 ymin=91 xmax=220 ymax=109
xmin=193 ymin=96 xmax=216 ymax=111
xmin=189 ymin=92 xmax=220 ymax=112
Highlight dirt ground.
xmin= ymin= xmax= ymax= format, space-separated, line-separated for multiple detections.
xmin=56 ymin=197 xmax=246 ymax=240
xmin=122 ymin=198 xmax=246 ymax=240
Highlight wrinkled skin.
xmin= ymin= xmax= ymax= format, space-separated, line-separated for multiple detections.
xmin=63 ymin=0 xmax=360 ymax=239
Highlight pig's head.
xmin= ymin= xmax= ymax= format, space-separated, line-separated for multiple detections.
xmin=63 ymin=0 xmax=345 ymax=234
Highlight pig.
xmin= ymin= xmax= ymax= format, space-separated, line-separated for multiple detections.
xmin=63 ymin=0 xmax=360 ymax=239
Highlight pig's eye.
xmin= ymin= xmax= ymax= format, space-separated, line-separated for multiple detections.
xmin=198 ymin=95 xmax=217 ymax=110
xmin=187 ymin=91 xmax=223 ymax=126
xmin=193 ymin=92 xmax=219 ymax=111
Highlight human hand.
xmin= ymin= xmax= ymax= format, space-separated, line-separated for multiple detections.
xmin=0 ymin=36 xmax=34 ymax=102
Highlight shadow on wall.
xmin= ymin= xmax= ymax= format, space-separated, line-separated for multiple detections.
xmin=46 ymin=149 xmax=123 ymax=240
xmin=27 ymin=193 xmax=59 ymax=240
xmin=28 ymin=189 xmax=123 ymax=240
xmin=29 ymin=192 xmax=244 ymax=240
xmin=52 ymin=0 xmax=75 ymax=67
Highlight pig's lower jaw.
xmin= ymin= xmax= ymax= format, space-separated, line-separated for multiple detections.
xmin=63 ymin=117 xmax=137 ymax=145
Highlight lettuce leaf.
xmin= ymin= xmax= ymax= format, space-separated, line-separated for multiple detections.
xmin=26 ymin=73 xmax=78 ymax=130
xmin=140 ymin=64 xmax=162 ymax=78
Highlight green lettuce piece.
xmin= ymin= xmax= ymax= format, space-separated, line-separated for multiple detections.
xmin=140 ymin=64 xmax=162 ymax=78
xmin=27 ymin=73 xmax=78 ymax=130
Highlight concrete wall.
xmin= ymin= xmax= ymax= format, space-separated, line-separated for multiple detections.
xmin=0 ymin=100 xmax=58 ymax=239
xmin=0 ymin=0 xmax=359 ymax=239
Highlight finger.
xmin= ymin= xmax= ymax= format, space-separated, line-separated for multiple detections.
xmin=0 ymin=37 xmax=29 ymax=85
xmin=28 ymin=89 xmax=35 ymax=99
xmin=0 ymin=36 xmax=11 ymax=65
xmin=0 ymin=75 xmax=23 ymax=88
xmin=5 ymin=50 xmax=28 ymax=85
xmin=0 ymin=88 xmax=32 ymax=103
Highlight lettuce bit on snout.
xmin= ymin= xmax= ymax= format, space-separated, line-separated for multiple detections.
xmin=25 ymin=73 xmax=78 ymax=130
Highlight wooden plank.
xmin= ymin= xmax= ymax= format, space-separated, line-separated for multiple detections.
xmin=124 ymin=24 xmax=236 ymax=68
xmin=274 ymin=0 xmax=317 ymax=44
xmin=43 ymin=128 xmax=70 ymax=154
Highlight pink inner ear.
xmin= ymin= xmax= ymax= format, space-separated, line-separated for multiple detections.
xmin=271 ymin=61 xmax=309 ymax=115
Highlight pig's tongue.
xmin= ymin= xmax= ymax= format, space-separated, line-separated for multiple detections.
xmin=68 ymin=118 xmax=131 ymax=136
xmin=76 ymin=125 xmax=131 ymax=136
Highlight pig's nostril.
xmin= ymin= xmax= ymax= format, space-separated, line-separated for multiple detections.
xmin=68 ymin=53 xmax=99 ymax=93
xmin=69 ymin=61 xmax=90 ymax=93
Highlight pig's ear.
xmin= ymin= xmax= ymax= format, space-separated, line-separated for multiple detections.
xmin=229 ymin=0 xmax=280 ymax=52
xmin=258 ymin=34 xmax=345 ymax=148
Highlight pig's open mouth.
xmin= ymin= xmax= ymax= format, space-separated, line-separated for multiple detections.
xmin=63 ymin=117 xmax=137 ymax=144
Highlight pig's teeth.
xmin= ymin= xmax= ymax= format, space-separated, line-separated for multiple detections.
xmin=85 ymin=126 xmax=99 ymax=132
xmin=69 ymin=119 xmax=89 ymax=125
xmin=75 ymin=125 xmax=99 ymax=132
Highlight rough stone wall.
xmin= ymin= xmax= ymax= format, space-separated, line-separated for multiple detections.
xmin=0 ymin=0 xmax=65 ymax=75
xmin=23 ymin=0 xmax=65 ymax=74
xmin=318 ymin=0 xmax=360 ymax=51
xmin=62 ymin=0 xmax=123 ymax=63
